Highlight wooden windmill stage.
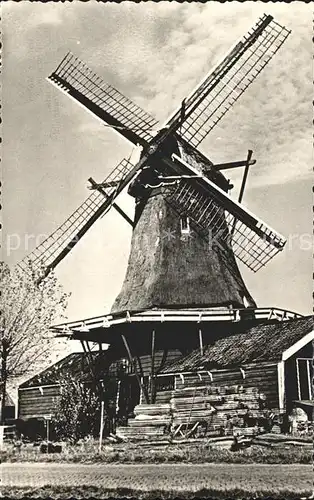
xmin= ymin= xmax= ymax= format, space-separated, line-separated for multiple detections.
xmin=18 ymin=15 xmax=314 ymax=440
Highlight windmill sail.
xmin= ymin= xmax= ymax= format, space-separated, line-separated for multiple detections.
xmin=166 ymin=15 xmax=290 ymax=147
xmin=48 ymin=52 xmax=158 ymax=146
xmin=18 ymin=158 xmax=134 ymax=277
xmin=165 ymin=154 xmax=286 ymax=271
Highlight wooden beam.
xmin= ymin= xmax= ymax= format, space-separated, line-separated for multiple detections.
xmin=88 ymin=177 xmax=134 ymax=227
xmin=282 ymin=330 xmax=314 ymax=361
xmin=209 ymin=158 xmax=256 ymax=171
xmin=136 ymin=355 xmax=150 ymax=403
xmin=238 ymin=150 xmax=253 ymax=203
xmin=296 ymin=359 xmax=301 ymax=401
xmin=121 ymin=335 xmax=150 ymax=404
xmin=306 ymin=360 xmax=312 ymax=400
xmin=49 ymin=74 xmax=149 ymax=148
xmin=99 ymin=399 xmax=105 ymax=453
xmin=80 ymin=340 xmax=95 ymax=379
xmin=277 ymin=361 xmax=285 ymax=410
xmin=158 ymin=348 xmax=169 ymax=373
xmin=150 ymin=330 xmax=156 ymax=403
xmin=115 ymin=380 xmax=121 ymax=414
xmin=230 ymin=149 xmax=253 ymax=239
xmin=80 ymin=340 xmax=105 ymax=402
xmin=198 ymin=328 xmax=204 ymax=357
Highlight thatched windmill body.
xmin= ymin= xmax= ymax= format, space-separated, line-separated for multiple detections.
xmin=21 ymin=15 xmax=295 ymax=404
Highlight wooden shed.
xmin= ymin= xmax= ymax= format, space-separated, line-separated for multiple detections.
xmin=18 ymin=347 xmax=181 ymax=424
xmin=155 ymin=315 xmax=313 ymax=415
xmin=21 ymin=315 xmax=312 ymax=441
xmin=18 ymin=352 xmax=109 ymax=421
xmin=115 ymin=315 xmax=313 ymax=440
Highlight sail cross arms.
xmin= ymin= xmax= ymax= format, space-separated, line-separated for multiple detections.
xmin=19 ymin=13 xmax=290 ymax=281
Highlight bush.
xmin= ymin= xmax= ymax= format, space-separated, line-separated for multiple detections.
xmin=53 ymin=374 xmax=101 ymax=443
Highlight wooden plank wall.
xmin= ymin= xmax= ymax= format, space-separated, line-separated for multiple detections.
xmin=156 ymin=362 xmax=279 ymax=409
xmin=18 ymin=385 xmax=61 ymax=420
xmin=133 ymin=350 xmax=182 ymax=377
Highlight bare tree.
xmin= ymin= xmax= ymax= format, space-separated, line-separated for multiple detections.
xmin=0 ymin=262 xmax=69 ymax=423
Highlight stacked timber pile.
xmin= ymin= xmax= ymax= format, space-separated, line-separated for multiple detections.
xmin=170 ymin=385 xmax=220 ymax=438
xmin=116 ymin=404 xmax=171 ymax=441
xmin=169 ymin=384 xmax=276 ymax=439
xmin=155 ymin=390 xmax=173 ymax=404
xmin=115 ymin=384 xmax=282 ymax=442
xmin=209 ymin=386 xmax=266 ymax=432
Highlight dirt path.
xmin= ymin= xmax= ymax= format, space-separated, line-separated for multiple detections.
xmin=1 ymin=462 xmax=312 ymax=496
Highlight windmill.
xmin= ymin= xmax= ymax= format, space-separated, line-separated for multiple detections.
xmin=19 ymin=14 xmax=289 ymax=299
xmin=18 ymin=12 xmax=294 ymax=356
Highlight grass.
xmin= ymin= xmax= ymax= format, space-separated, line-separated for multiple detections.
xmin=1 ymin=463 xmax=313 ymax=499
xmin=1 ymin=439 xmax=312 ymax=464
xmin=1 ymin=485 xmax=312 ymax=499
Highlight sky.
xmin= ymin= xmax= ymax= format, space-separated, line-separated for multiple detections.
xmin=2 ymin=1 xmax=312 ymax=332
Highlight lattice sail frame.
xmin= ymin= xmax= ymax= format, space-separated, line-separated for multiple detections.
xmin=166 ymin=155 xmax=286 ymax=272
xmin=18 ymin=158 xmax=134 ymax=274
xmin=48 ymin=52 xmax=158 ymax=146
xmin=169 ymin=15 xmax=291 ymax=147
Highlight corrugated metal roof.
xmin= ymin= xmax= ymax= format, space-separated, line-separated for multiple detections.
xmin=160 ymin=315 xmax=313 ymax=373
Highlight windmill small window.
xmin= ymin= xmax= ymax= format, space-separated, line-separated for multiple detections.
xmin=180 ymin=215 xmax=190 ymax=235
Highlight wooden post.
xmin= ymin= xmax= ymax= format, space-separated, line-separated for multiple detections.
xmin=121 ymin=335 xmax=150 ymax=404
xmin=80 ymin=340 xmax=94 ymax=378
xmin=140 ymin=377 xmax=143 ymax=404
xmin=199 ymin=328 xmax=204 ymax=357
xmin=136 ymin=355 xmax=150 ymax=403
xmin=230 ymin=149 xmax=252 ymax=239
xmin=278 ymin=361 xmax=285 ymax=410
xmin=115 ymin=380 xmax=121 ymax=415
xmin=44 ymin=415 xmax=51 ymax=451
xmin=296 ymin=359 xmax=301 ymax=401
xmin=306 ymin=359 xmax=311 ymax=400
xmin=46 ymin=418 xmax=50 ymax=444
xmin=238 ymin=150 xmax=253 ymax=204
xmin=0 ymin=426 xmax=4 ymax=451
xmin=150 ymin=330 xmax=156 ymax=403
xmin=99 ymin=399 xmax=105 ymax=453
xmin=159 ymin=348 xmax=168 ymax=372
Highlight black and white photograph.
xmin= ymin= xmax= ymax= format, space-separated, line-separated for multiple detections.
xmin=1 ymin=1 xmax=313 ymax=498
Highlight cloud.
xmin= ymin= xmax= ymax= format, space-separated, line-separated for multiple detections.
xmin=29 ymin=4 xmax=64 ymax=27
